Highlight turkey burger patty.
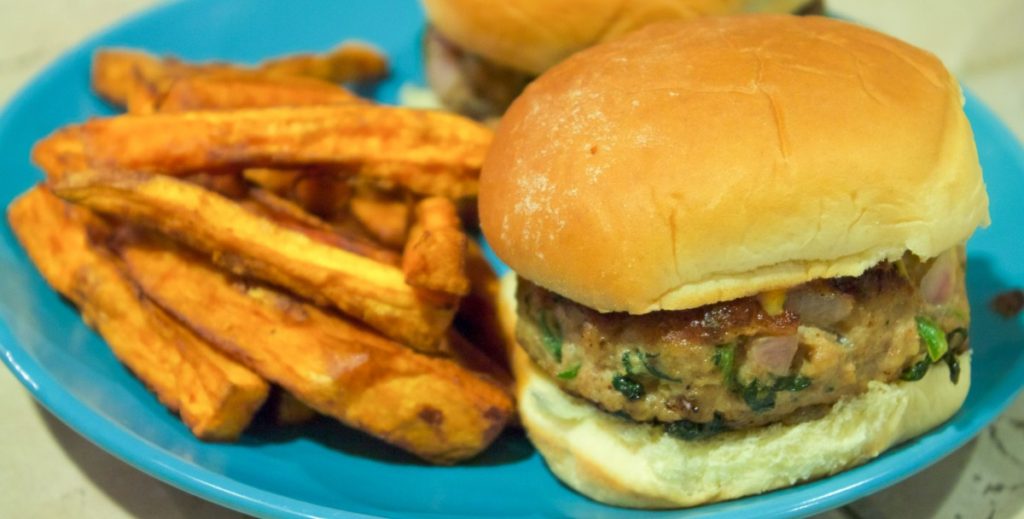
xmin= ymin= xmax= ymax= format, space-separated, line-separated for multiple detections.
xmin=515 ymin=250 xmax=970 ymax=433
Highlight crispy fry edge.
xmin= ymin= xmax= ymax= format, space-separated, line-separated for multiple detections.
xmin=6 ymin=186 xmax=269 ymax=439
xmin=118 ymin=237 xmax=513 ymax=463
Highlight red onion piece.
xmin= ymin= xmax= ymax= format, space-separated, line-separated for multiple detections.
xmin=920 ymin=251 xmax=957 ymax=305
xmin=746 ymin=335 xmax=799 ymax=376
xmin=785 ymin=286 xmax=854 ymax=327
xmin=424 ymin=31 xmax=463 ymax=95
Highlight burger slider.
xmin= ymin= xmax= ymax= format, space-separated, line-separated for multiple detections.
xmin=421 ymin=0 xmax=826 ymax=120
xmin=479 ymin=14 xmax=990 ymax=508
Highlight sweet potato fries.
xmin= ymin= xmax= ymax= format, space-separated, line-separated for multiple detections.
xmin=8 ymin=187 xmax=269 ymax=440
xmin=118 ymin=237 xmax=510 ymax=463
xmin=34 ymin=105 xmax=490 ymax=197
xmin=8 ymin=42 xmax=513 ymax=464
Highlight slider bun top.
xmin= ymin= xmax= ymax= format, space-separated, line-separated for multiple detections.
xmin=421 ymin=0 xmax=812 ymax=75
xmin=479 ymin=15 xmax=989 ymax=314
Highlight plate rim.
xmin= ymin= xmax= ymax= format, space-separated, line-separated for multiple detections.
xmin=1 ymin=1 xmax=1023 ymax=518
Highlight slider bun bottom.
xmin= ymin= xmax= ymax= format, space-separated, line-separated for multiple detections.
xmin=500 ymin=273 xmax=971 ymax=508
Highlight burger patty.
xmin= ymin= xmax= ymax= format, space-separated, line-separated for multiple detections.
xmin=515 ymin=247 xmax=970 ymax=433
xmin=423 ymin=1 xmax=826 ymax=121
xmin=423 ymin=27 xmax=534 ymax=121
xmin=796 ymin=0 xmax=826 ymax=15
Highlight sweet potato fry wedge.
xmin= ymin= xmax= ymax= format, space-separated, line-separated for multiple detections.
xmin=154 ymin=73 xmax=362 ymax=113
xmin=349 ymin=189 xmax=412 ymax=248
xmin=246 ymin=168 xmax=354 ymax=220
xmin=53 ymin=171 xmax=456 ymax=351
xmin=242 ymin=189 xmax=400 ymax=266
xmin=117 ymin=238 xmax=513 ymax=464
xmin=92 ymin=43 xmax=387 ymax=110
xmin=184 ymin=172 xmax=249 ymax=199
xmin=246 ymin=188 xmax=339 ymax=233
xmin=402 ymin=197 xmax=470 ymax=296
xmin=91 ymin=49 xmax=170 ymax=107
xmin=290 ymin=173 xmax=352 ymax=218
xmin=243 ymin=167 xmax=303 ymax=195
xmin=31 ymin=128 xmax=88 ymax=182
xmin=7 ymin=187 xmax=269 ymax=439
xmin=35 ymin=104 xmax=491 ymax=197
xmin=259 ymin=42 xmax=389 ymax=83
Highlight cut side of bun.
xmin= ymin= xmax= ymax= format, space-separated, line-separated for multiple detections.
xmin=479 ymin=15 xmax=989 ymax=314
xmin=499 ymin=273 xmax=971 ymax=508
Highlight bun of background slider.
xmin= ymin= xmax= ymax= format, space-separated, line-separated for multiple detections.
xmin=496 ymin=273 xmax=970 ymax=509
xmin=479 ymin=15 xmax=989 ymax=314
xmin=421 ymin=0 xmax=818 ymax=75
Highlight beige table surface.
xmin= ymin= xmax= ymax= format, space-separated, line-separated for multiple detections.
xmin=1 ymin=1 xmax=1023 ymax=517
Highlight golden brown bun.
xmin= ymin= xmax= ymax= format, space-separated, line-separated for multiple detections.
xmin=499 ymin=273 xmax=971 ymax=508
xmin=421 ymin=0 xmax=813 ymax=75
xmin=479 ymin=15 xmax=989 ymax=313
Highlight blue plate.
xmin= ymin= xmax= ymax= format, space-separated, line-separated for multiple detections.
xmin=1 ymin=1 xmax=1022 ymax=517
